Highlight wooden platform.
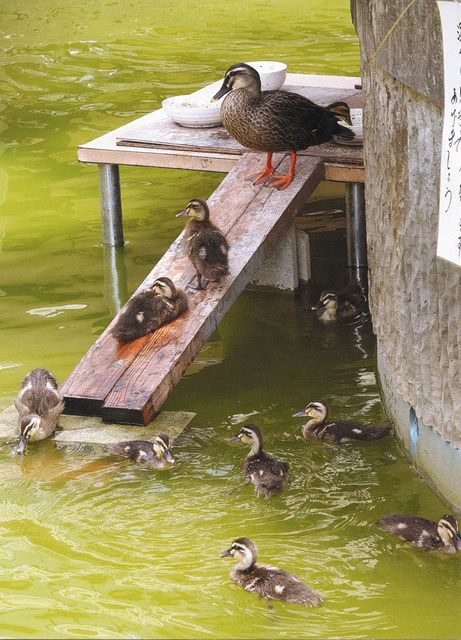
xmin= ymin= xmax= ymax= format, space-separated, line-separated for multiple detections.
xmin=78 ymin=73 xmax=364 ymax=183
xmin=61 ymin=152 xmax=325 ymax=425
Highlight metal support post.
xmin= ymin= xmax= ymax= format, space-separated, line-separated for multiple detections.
xmin=103 ymin=245 xmax=128 ymax=316
xmin=346 ymin=182 xmax=368 ymax=296
xmin=98 ymin=164 xmax=124 ymax=247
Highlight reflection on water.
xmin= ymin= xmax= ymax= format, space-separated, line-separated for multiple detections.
xmin=1 ymin=1 xmax=460 ymax=638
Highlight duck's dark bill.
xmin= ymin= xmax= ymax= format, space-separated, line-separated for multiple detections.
xmin=292 ymin=410 xmax=308 ymax=417
xmin=220 ymin=549 xmax=232 ymax=557
xmin=164 ymin=450 xmax=175 ymax=464
xmin=12 ymin=435 xmax=27 ymax=456
xmin=212 ymin=84 xmax=230 ymax=101
xmin=175 ymin=210 xmax=187 ymax=217
xmin=228 ymin=434 xmax=240 ymax=442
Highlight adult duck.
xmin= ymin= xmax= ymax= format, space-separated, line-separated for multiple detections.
xmin=213 ymin=62 xmax=354 ymax=190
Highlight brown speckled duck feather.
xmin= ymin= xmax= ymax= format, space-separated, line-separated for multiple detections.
xmin=111 ymin=277 xmax=188 ymax=343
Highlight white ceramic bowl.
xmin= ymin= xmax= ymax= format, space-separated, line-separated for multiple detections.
xmin=245 ymin=60 xmax=287 ymax=91
xmin=162 ymin=94 xmax=223 ymax=128
xmin=162 ymin=60 xmax=287 ymax=128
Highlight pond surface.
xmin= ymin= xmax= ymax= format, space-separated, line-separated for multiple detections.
xmin=1 ymin=1 xmax=460 ymax=638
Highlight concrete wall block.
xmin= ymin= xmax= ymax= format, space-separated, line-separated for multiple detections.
xmin=353 ymin=0 xmax=461 ymax=451
xmin=251 ymin=224 xmax=298 ymax=290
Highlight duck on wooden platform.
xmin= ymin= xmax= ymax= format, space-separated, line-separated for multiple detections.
xmin=377 ymin=514 xmax=461 ymax=553
xmin=229 ymin=424 xmax=288 ymax=497
xmin=106 ymin=433 xmax=175 ymax=468
xmin=111 ymin=277 xmax=188 ymax=344
xmin=220 ymin=537 xmax=324 ymax=606
xmin=213 ymin=62 xmax=354 ymax=190
xmin=311 ymin=289 xmax=366 ymax=323
xmin=292 ymin=401 xmax=390 ymax=443
xmin=13 ymin=368 xmax=64 ymax=455
xmin=176 ymin=198 xmax=229 ymax=290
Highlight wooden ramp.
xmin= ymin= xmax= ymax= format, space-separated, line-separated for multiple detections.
xmin=61 ymin=153 xmax=324 ymax=425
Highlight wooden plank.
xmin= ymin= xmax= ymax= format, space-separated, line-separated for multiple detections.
xmin=60 ymin=152 xmax=289 ymax=416
xmin=324 ymin=163 xmax=365 ymax=183
xmin=101 ymin=155 xmax=325 ymax=424
xmin=295 ymin=209 xmax=346 ymax=232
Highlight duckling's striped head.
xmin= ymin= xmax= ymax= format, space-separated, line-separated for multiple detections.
xmin=326 ymin=101 xmax=353 ymax=126
xmin=176 ymin=198 xmax=209 ymax=222
xmin=151 ymin=277 xmax=176 ymax=299
xmin=213 ymin=63 xmax=261 ymax=101
xmin=310 ymin=291 xmax=338 ymax=313
xmin=220 ymin=537 xmax=258 ymax=569
xmin=153 ymin=433 xmax=175 ymax=464
xmin=437 ymin=515 xmax=461 ymax=549
xmin=293 ymin=401 xmax=328 ymax=420
xmin=14 ymin=415 xmax=41 ymax=455
xmin=228 ymin=424 xmax=264 ymax=448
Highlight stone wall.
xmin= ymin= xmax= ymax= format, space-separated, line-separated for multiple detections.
xmin=351 ymin=0 xmax=461 ymax=449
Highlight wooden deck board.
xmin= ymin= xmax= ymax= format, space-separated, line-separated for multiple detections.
xmin=61 ymin=153 xmax=324 ymax=424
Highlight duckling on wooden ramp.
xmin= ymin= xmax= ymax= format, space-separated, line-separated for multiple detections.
xmin=220 ymin=537 xmax=323 ymax=606
xmin=213 ymin=62 xmax=354 ymax=190
xmin=176 ymin=198 xmax=229 ymax=290
xmin=111 ymin=276 xmax=188 ymax=343
xmin=13 ymin=368 xmax=64 ymax=455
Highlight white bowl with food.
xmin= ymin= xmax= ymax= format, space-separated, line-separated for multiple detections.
xmin=162 ymin=60 xmax=287 ymax=128
xmin=162 ymin=94 xmax=223 ymax=128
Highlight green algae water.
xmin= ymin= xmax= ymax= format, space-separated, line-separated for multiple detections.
xmin=1 ymin=1 xmax=460 ymax=638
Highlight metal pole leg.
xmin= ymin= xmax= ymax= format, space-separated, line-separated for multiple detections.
xmin=346 ymin=182 xmax=368 ymax=295
xmin=103 ymin=245 xmax=128 ymax=316
xmin=98 ymin=164 xmax=124 ymax=247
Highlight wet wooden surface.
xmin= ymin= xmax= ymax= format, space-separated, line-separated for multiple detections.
xmin=61 ymin=153 xmax=325 ymax=424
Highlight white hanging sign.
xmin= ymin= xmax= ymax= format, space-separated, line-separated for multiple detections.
xmin=437 ymin=1 xmax=461 ymax=266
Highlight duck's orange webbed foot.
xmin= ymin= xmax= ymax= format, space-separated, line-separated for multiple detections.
xmin=245 ymin=152 xmax=274 ymax=185
xmin=267 ymin=152 xmax=297 ymax=190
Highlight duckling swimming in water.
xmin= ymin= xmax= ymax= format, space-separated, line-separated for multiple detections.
xmin=176 ymin=198 xmax=229 ymax=290
xmin=377 ymin=514 xmax=461 ymax=553
xmin=311 ymin=290 xmax=366 ymax=323
xmin=229 ymin=424 xmax=288 ymax=497
xmin=213 ymin=63 xmax=354 ymax=190
xmin=13 ymin=368 xmax=65 ymax=455
xmin=111 ymin=277 xmax=188 ymax=343
xmin=293 ymin=401 xmax=390 ymax=443
xmin=220 ymin=537 xmax=323 ymax=606
xmin=106 ymin=433 xmax=175 ymax=468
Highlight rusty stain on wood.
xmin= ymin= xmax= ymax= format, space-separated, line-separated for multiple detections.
xmin=61 ymin=154 xmax=324 ymax=425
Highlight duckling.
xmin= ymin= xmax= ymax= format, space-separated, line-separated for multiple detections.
xmin=377 ymin=514 xmax=461 ymax=553
xmin=13 ymin=368 xmax=65 ymax=455
xmin=176 ymin=198 xmax=229 ymax=290
xmin=229 ymin=424 xmax=288 ymax=497
xmin=213 ymin=63 xmax=354 ymax=190
xmin=106 ymin=433 xmax=175 ymax=468
xmin=220 ymin=537 xmax=323 ymax=606
xmin=311 ymin=290 xmax=366 ymax=323
xmin=293 ymin=401 xmax=390 ymax=443
xmin=111 ymin=277 xmax=188 ymax=343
